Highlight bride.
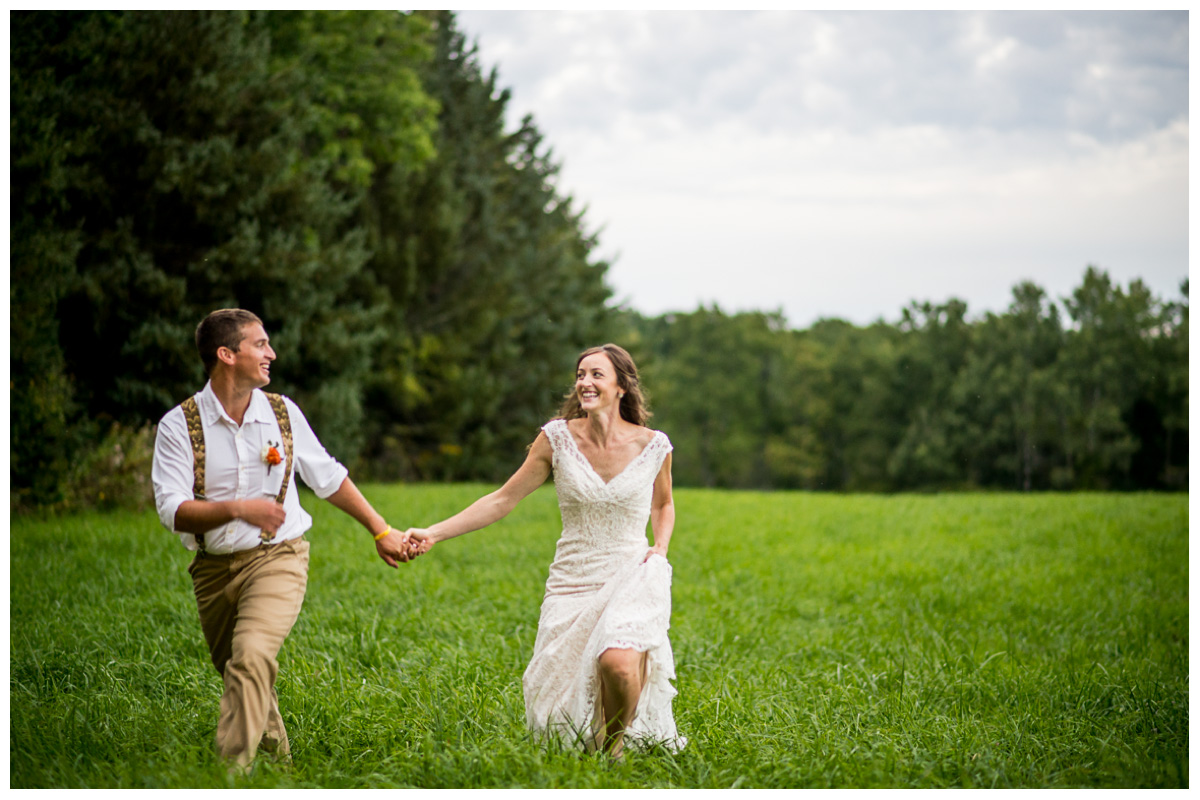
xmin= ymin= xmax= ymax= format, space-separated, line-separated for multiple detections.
xmin=407 ymin=343 xmax=685 ymax=757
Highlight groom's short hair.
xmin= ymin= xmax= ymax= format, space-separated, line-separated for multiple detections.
xmin=196 ymin=309 xmax=264 ymax=376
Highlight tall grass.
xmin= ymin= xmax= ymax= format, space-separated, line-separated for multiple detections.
xmin=10 ymin=487 xmax=1187 ymax=788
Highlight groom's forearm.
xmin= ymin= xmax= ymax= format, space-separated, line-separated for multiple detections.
xmin=173 ymin=499 xmax=242 ymax=534
xmin=325 ymin=477 xmax=389 ymax=537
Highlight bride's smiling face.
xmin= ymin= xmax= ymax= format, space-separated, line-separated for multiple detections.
xmin=576 ymin=352 xmax=622 ymax=413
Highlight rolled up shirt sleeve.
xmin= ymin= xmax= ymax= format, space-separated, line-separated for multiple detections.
xmin=285 ymin=397 xmax=349 ymax=499
xmin=152 ymin=408 xmax=194 ymax=533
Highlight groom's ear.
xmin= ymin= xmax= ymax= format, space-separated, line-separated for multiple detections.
xmin=216 ymin=345 xmax=238 ymax=367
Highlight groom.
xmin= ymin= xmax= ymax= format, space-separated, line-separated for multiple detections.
xmin=151 ymin=308 xmax=416 ymax=768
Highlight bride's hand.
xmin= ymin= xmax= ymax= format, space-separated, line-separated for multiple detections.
xmin=406 ymin=528 xmax=435 ymax=557
xmin=643 ymin=544 xmax=668 ymax=563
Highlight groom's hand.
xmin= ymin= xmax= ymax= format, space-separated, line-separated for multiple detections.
xmin=236 ymin=499 xmax=287 ymax=538
xmin=375 ymin=527 xmax=413 ymax=568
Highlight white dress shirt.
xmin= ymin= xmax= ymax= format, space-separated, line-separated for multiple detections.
xmin=152 ymin=382 xmax=349 ymax=554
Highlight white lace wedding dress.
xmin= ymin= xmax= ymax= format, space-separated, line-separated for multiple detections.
xmin=522 ymin=419 xmax=686 ymax=751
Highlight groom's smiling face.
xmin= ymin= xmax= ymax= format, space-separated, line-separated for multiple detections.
xmin=229 ymin=323 xmax=276 ymax=388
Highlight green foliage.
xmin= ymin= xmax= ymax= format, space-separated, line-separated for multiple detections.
xmin=265 ymin=11 xmax=438 ymax=187
xmin=60 ymin=423 xmax=157 ymax=511
xmin=797 ymin=319 xmax=903 ymax=491
xmin=1058 ymin=268 xmax=1160 ymax=488
xmin=887 ymin=298 xmax=974 ymax=488
xmin=12 ymin=11 xmax=616 ymax=505
xmin=355 ymin=12 xmax=618 ymax=482
xmin=10 ymin=12 xmax=95 ymax=507
xmin=634 ymin=308 xmax=790 ymax=487
xmin=956 ymin=282 xmax=1065 ymax=490
xmin=9 ymin=487 xmax=1187 ymax=787
xmin=635 ymin=269 xmax=1186 ymax=491
xmin=11 ymin=10 xmax=433 ymax=497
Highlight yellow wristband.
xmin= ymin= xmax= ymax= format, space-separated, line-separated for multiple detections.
xmin=374 ymin=525 xmax=394 ymax=541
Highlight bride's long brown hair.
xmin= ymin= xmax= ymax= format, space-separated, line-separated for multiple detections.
xmin=555 ymin=344 xmax=651 ymax=426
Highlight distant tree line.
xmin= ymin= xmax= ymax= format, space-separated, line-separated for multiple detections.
xmin=10 ymin=11 xmax=1187 ymax=510
xmin=630 ymin=270 xmax=1187 ymax=492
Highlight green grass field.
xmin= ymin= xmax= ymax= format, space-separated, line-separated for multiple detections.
xmin=10 ymin=486 xmax=1188 ymax=788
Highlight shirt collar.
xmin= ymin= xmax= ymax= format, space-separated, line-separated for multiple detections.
xmin=198 ymin=382 xmax=275 ymax=427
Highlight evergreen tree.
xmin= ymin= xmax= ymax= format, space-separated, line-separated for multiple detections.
xmin=800 ymin=319 xmax=902 ymax=491
xmin=10 ymin=11 xmax=439 ymax=506
xmin=956 ymin=283 xmax=1065 ymax=489
xmin=1058 ymin=267 xmax=1152 ymax=488
xmin=356 ymin=11 xmax=617 ymax=481
xmin=886 ymin=299 xmax=974 ymax=489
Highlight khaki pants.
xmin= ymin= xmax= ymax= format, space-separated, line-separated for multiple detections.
xmin=188 ymin=537 xmax=310 ymax=767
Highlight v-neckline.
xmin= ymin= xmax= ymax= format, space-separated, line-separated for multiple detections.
xmin=562 ymin=420 xmax=658 ymax=487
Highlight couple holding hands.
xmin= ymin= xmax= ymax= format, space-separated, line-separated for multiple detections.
xmin=151 ymin=309 xmax=684 ymax=770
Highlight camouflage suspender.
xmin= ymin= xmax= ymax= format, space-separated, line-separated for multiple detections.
xmin=180 ymin=397 xmax=207 ymax=502
xmin=179 ymin=392 xmax=293 ymax=549
xmin=265 ymin=393 xmax=294 ymax=511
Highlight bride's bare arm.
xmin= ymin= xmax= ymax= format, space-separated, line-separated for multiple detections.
xmin=646 ymin=452 xmax=675 ymax=560
xmin=409 ymin=432 xmax=553 ymax=549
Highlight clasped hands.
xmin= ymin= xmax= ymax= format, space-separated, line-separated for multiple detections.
xmin=378 ymin=526 xmax=663 ymax=568
xmin=373 ymin=526 xmax=436 ymax=568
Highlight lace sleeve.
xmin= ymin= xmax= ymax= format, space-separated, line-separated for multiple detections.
xmin=649 ymin=430 xmax=673 ymax=472
xmin=541 ymin=419 xmax=568 ymax=471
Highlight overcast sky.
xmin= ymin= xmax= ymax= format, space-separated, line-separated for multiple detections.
xmin=455 ymin=10 xmax=1188 ymax=328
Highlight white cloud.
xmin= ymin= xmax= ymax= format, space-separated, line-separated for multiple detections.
xmin=560 ymin=117 xmax=1185 ymax=322
xmin=456 ymin=10 xmax=1189 ymax=326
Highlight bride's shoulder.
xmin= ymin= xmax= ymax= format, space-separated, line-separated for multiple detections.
xmin=639 ymin=426 xmax=670 ymax=446
xmin=539 ymin=418 xmax=570 ymax=446
xmin=647 ymin=427 xmax=672 ymax=449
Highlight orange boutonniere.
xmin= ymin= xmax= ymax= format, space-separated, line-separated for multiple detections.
xmin=262 ymin=441 xmax=283 ymax=474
